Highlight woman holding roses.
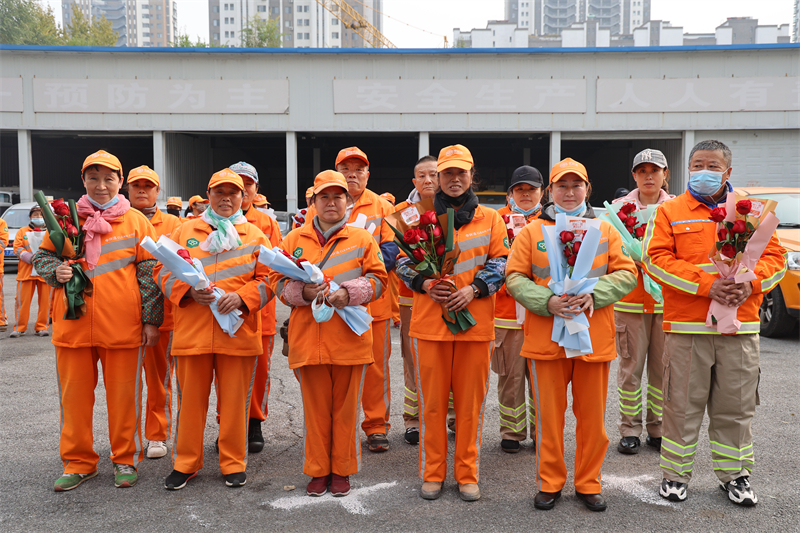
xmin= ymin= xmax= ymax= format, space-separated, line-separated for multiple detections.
xmin=611 ymin=149 xmax=675 ymax=456
xmin=505 ymin=157 xmax=637 ymax=512
xmin=396 ymin=145 xmax=508 ymax=502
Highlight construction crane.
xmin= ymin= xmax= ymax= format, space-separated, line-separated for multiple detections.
xmin=314 ymin=0 xmax=396 ymax=49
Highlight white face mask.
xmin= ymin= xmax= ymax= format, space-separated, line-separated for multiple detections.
xmin=311 ymin=293 xmax=335 ymax=323
xmin=31 ymin=217 xmax=45 ymax=227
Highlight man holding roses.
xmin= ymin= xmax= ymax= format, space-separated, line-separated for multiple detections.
xmin=643 ymin=140 xmax=786 ymax=506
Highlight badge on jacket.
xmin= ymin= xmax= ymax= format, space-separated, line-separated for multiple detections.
xmin=537 ymin=240 xmax=546 ymax=252
xmin=187 ymin=238 xmax=200 ymax=248
xmin=293 ymin=247 xmax=303 ymax=258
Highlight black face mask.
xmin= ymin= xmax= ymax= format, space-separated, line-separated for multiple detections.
xmin=434 ymin=189 xmax=479 ymax=229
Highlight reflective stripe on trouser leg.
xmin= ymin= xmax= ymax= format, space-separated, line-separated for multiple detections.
xmin=615 ymin=310 xmax=646 ymax=437
xmin=249 ymin=335 xmax=275 ymax=422
xmin=707 ymin=333 xmax=759 ymax=483
xmin=400 ymin=307 xmax=419 ymax=428
xmin=645 ymin=313 xmax=665 ymax=437
xmin=99 ymin=346 xmax=145 ymax=466
xmin=144 ymin=331 xmax=172 ymax=442
xmin=361 ymin=319 xmax=391 ymax=436
xmin=216 ymin=353 xmax=257 ymax=475
xmin=173 ymin=354 xmax=215 ymax=475
xmin=34 ymin=280 xmax=51 ymax=331
xmin=571 ymin=359 xmax=610 ymax=494
xmin=56 ymin=346 xmax=102 ymax=473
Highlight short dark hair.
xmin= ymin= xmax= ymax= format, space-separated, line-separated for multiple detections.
xmin=689 ymin=140 xmax=732 ymax=167
xmin=414 ymin=155 xmax=437 ymax=168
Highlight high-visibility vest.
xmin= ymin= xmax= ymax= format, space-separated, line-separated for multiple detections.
xmin=643 ymin=190 xmax=787 ymax=334
xmin=506 ymin=217 xmax=636 ymax=362
xmin=407 ymin=204 xmax=509 ymax=342
xmin=149 ymin=208 xmax=183 ymax=332
xmin=271 ymin=222 xmax=388 ymax=369
xmin=245 ymin=206 xmax=283 ymax=336
xmin=14 ymin=226 xmax=46 ymax=282
xmin=39 ymin=208 xmax=158 ymax=349
xmin=494 ymin=205 xmax=539 ymax=329
xmin=156 ymin=218 xmax=272 ymax=356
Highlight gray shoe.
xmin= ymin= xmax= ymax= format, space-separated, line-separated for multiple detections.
xmin=35 ymin=330 xmax=50 ymax=337
xmin=9 ymin=330 xmax=24 ymax=338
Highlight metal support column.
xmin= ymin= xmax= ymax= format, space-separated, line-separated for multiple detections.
xmin=17 ymin=129 xmax=33 ymax=202
xmin=286 ymin=131 xmax=298 ymax=213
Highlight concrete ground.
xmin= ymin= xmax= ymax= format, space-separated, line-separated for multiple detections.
xmin=1 ymin=270 xmax=798 ymax=532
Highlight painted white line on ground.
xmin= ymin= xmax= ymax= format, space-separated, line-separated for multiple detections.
xmin=603 ymin=474 xmax=677 ymax=507
xmin=269 ymin=481 xmax=399 ymax=515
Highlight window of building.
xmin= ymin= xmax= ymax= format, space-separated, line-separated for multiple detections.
xmin=297 ymin=32 xmax=303 ymax=39
xmin=224 ymin=4 xmax=228 ymax=10
xmin=224 ymin=17 xmax=228 ymax=23
xmin=214 ymin=32 xmax=220 ymax=40
xmin=213 ymin=19 xmax=219 ymax=26
xmin=303 ymin=5 xmax=308 ymax=12
xmin=156 ymin=4 xmax=161 ymax=10
xmin=284 ymin=34 xmax=292 ymax=41
xmin=285 ymin=20 xmax=291 ymax=27
xmin=305 ymin=19 xmax=310 ymax=26
xmin=143 ymin=23 xmax=150 ymax=28
xmin=297 ymin=6 xmax=302 ymax=12
xmin=157 ymin=32 xmax=162 ymax=38
xmin=230 ymin=31 xmax=234 ymax=37
xmin=257 ymin=5 xmax=265 ymax=11
xmin=352 ymin=33 xmax=357 ymax=40
xmin=305 ymin=32 xmax=310 ymax=39
xmin=332 ymin=19 xmax=338 ymax=25
xmin=157 ymin=13 xmax=162 ymax=19
xmin=213 ymin=6 xmax=219 ymax=13
xmin=285 ymin=6 xmax=291 ymax=13
xmin=225 ymin=31 xmax=229 ymax=37
xmin=271 ymin=6 xmax=278 ymax=14
xmin=157 ymin=23 xmax=162 ymax=28
xmin=332 ymin=32 xmax=339 ymax=38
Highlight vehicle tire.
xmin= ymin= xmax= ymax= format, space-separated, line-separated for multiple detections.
xmin=760 ymin=286 xmax=799 ymax=338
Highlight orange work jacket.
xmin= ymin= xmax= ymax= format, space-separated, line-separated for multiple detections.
xmin=407 ymin=205 xmax=509 ymax=343
xmin=245 ymin=206 xmax=283 ymax=336
xmin=643 ymin=190 xmax=787 ymax=335
xmin=494 ymin=205 xmax=539 ymax=329
xmin=394 ymin=200 xmax=415 ymax=307
xmin=0 ymin=218 xmax=7 ymax=269
xmin=14 ymin=226 xmax=47 ymax=282
xmin=148 ymin=208 xmax=183 ymax=332
xmin=156 ymin=218 xmax=272 ymax=356
xmin=305 ymin=188 xmax=395 ymax=321
xmin=271 ymin=223 xmax=388 ymax=370
xmin=39 ymin=208 xmax=158 ymax=349
xmin=506 ymin=217 xmax=637 ymax=362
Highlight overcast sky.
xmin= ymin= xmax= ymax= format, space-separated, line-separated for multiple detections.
xmin=45 ymin=0 xmax=794 ymax=47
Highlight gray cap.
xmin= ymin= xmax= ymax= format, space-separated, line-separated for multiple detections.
xmin=632 ymin=149 xmax=667 ymax=171
xmin=229 ymin=161 xmax=259 ymax=184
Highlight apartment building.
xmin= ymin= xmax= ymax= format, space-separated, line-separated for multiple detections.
xmin=62 ymin=0 xmax=178 ymax=47
xmin=504 ymin=0 xmax=650 ymax=36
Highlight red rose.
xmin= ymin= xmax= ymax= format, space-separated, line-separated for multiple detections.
xmin=51 ymin=199 xmax=70 ymax=216
xmin=418 ymin=228 xmax=429 ymax=241
xmin=300 ymin=209 xmax=307 ymax=215
xmin=709 ymin=207 xmax=726 ymax=223
xmin=617 ymin=211 xmax=628 ymax=222
xmin=567 ymin=255 xmax=577 ymax=266
xmin=731 ymin=220 xmax=747 ymax=234
xmin=563 ymin=245 xmax=571 ymax=256
xmin=501 ymin=214 xmax=510 ymax=224
xmin=625 ymin=216 xmax=638 ymax=227
xmin=720 ymin=243 xmax=736 ymax=258
xmin=507 ymin=228 xmax=515 ymax=240
xmin=736 ymin=200 xmax=752 ymax=216
xmin=560 ymin=230 xmax=575 ymax=243
xmin=572 ymin=241 xmax=581 ymax=253
xmin=435 ymin=244 xmax=445 ymax=256
xmin=718 ymin=228 xmax=729 ymax=241
xmin=634 ymin=225 xmax=646 ymax=238
xmin=176 ymin=249 xmax=194 ymax=265
xmin=403 ymin=228 xmax=421 ymax=245
xmin=412 ymin=248 xmax=426 ymax=261
xmin=620 ymin=202 xmax=637 ymax=215
xmin=66 ymin=224 xmax=79 ymax=237
xmin=420 ymin=210 xmax=437 ymax=226
xmin=431 ymin=225 xmax=443 ymax=240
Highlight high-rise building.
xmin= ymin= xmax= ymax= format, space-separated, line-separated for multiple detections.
xmin=209 ymin=0 xmax=383 ymax=48
xmin=62 ymin=0 xmax=178 ymax=47
xmin=504 ymin=0 xmax=649 ymax=36
xmin=793 ymin=0 xmax=799 ymax=42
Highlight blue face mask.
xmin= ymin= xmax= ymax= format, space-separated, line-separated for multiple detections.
xmin=87 ymin=195 xmax=120 ymax=210
xmin=312 ymin=293 xmax=335 ymax=323
xmin=554 ymin=202 xmax=586 ymax=217
xmin=688 ymin=170 xmax=726 ymax=196
xmin=509 ymin=197 xmax=541 ymax=217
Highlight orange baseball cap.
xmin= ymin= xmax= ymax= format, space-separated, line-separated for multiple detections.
xmin=253 ymin=194 xmax=269 ymax=207
xmin=166 ymin=196 xmax=182 ymax=208
xmin=550 ymin=158 xmax=589 ymax=183
xmin=335 ymin=146 xmax=369 ymax=167
xmin=437 ymin=145 xmax=473 ymax=173
xmin=305 ymin=186 xmax=314 ymax=198
xmin=127 ymin=165 xmax=160 ymax=186
xmin=208 ymin=168 xmax=245 ymax=191
xmin=188 ymin=194 xmax=209 ymax=206
xmin=82 ymin=150 xmax=123 ymax=174
xmin=313 ymin=170 xmax=348 ymax=195
xmin=380 ymin=192 xmax=396 ymax=205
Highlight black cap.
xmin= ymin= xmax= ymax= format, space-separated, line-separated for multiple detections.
xmin=508 ymin=166 xmax=544 ymax=191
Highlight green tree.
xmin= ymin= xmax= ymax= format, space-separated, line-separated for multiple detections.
xmin=62 ymin=4 xmax=117 ymax=47
xmin=171 ymin=31 xmax=224 ymax=48
xmin=239 ymin=15 xmax=283 ymax=48
xmin=0 ymin=0 xmax=61 ymax=45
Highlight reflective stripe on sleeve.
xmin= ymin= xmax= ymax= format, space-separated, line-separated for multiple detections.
xmin=761 ymin=263 xmax=787 ymax=293
xmin=364 ymin=272 xmax=383 ymax=298
xmin=531 ymin=263 xmax=550 ymax=280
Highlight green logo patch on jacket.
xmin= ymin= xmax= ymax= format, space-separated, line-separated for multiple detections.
xmin=377 ymin=251 xmax=384 ymax=263
xmin=186 ymin=238 xmax=200 ymax=248
xmin=621 ymin=244 xmax=630 ymax=257
xmin=503 ymin=237 xmax=510 ymax=249
xmin=293 ymin=247 xmax=303 ymax=258
xmin=537 ymin=240 xmax=546 ymax=252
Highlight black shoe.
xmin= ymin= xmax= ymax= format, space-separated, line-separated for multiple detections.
xmin=165 ymin=470 xmax=196 ymax=490
xmin=617 ymin=436 xmax=641 ymax=455
xmin=215 ymin=437 xmax=219 ymax=453
xmin=404 ymin=427 xmax=419 ymax=445
xmin=225 ymin=471 xmax=247 ymax=488
xmin=248 ymin=418 xmax=265 ymax=453
xmin=533 ymin=490 xmax=561 ymax=510
xmin=646 ymin=436 xmax=662 ymax=450
xmin=660 ymin=478 xmax=688 ymax=501
xmin=720 ymin=476 xmax=758 ymax=506
xmin=501 ymin=439 xmax=521 ymax=453
xmin=576 ymin=491 xmax=607 ymax=512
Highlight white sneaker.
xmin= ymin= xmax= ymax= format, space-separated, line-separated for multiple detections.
xmin=146 ymin=440 xmax=168 ymax=459
xmin=720 ymin=476 xmax=758 ymax=506
xmin=35 ymin=330 xmax=50 ymax=337
xmin=9 ymin=330 xmax=24 ymax=338
xmin=660 ymin=478 xmax=688 ymax=501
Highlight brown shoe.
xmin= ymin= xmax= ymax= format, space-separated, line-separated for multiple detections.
xmin=576 ymin=491 xmax=607 ymax=512
xmin=420 ymin=481 xmax=443 ymax=500
xmin=458 ymin=483 xmax=480 ymax=501
xmin=367 ymin=433 xmax=389 ymax=452
xmin=533 ymin=490 xmax=561 ymax=510
xmin=306 ymin=474 xmax=331 ymax=496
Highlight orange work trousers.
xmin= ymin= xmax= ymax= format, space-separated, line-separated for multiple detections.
xmin=528 ymin=358 xmax=610 ymax=494
xmin=56 ymin=345 xmax=145 ymax=473
xmin=294 ymin=364 xmax=367 ymax=478
xmin=389 ymin=271 xmax=400 ymax=323
xmin=361 ymin=318 xmax=391 ymax=436
xmin=173 ymin=354 xmax=257 ymax=475
xmin=249 ymin=335 xmax=275 ymax=422
xmin=0 ymin=269 xmax=7 ymax=327
xmin=13 ymin=279 xmax=50 ymax=333
xmin=411 ymin=337 xmax=492 ymax=485
xmin=143 ymin=330 xmax=172 ymax=442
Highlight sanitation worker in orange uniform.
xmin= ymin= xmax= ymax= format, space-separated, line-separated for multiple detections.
xmin=156 ymin=169 xmax=272 ymax=491
xmin=396 ymin=145 xmax=508 ymax=502
xmin=492 ymin=166 xmax=543 ymax=453
xmin=10 ymin=205 xmax=51 ymax=338
xmin=165 ymin=196 xmax=183 ymax=220
xmin=0 ymin=217 xmax=8 ymax=331
xmin=304 ymin=147 xmax=398 ymax=453
xmin=33 ymin=150 xmax=163 ymax=492
xmin=272 ymin=170 xmax=388 ymax=498
xmin=506 ymin=158 xmax=637 ymax=512
xmin=127 ymin=165 xmax=183 ymax=460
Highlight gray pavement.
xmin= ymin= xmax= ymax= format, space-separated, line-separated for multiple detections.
xmin=1 ymin=270 xmax=799 ymax=532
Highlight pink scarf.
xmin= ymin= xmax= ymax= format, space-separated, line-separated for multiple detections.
xmin=612 ymin=188 xmax=674 ymax=209
xmin=76 ymin=194 xmax=131 ymax=270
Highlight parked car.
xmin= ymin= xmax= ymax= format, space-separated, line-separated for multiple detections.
xmin=475 ymin=191 xmax=507 ymax=211
xmin=0 ymin=191 xmax=13 ymax=212
xmin=734 ymin=187 xmax=800 ymax=337
xmin=2 ymin=202 xmax=40 ymax=268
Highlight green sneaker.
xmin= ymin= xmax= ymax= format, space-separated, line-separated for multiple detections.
xmin=54 ymin=470 xmax=98 ymax=492
xmin=114 ymin=463 xmax=138 ymax=488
